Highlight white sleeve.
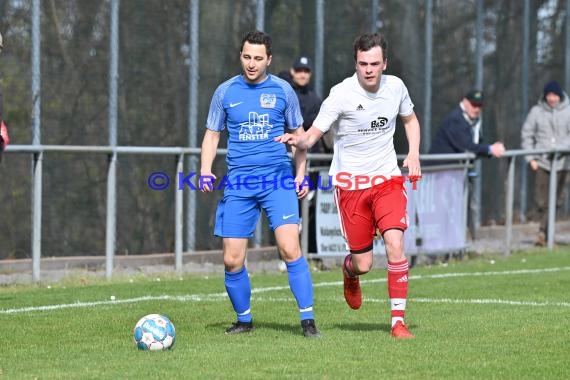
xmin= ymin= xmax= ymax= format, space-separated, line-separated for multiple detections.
xmin=313 ymin=87 xmax=343 ymax=133
xmin=398 ymin=81 xmax=415 ymax=117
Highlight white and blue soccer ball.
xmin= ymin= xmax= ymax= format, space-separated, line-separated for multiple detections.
xmin=133 ymin=314 xmax=176 ymax=351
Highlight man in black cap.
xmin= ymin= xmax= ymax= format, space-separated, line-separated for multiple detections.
xmin=278 ymin=56 xmax=326 ymax=254
xmin=430 ymin=89 xmax=504 ymax=158
xmin=521 ymin=80 xmax=570 ymax=246
xmin=429 ymin=89 xmax=505 ymax=239
xmin=279 ymin=56 xmax=323 ymax=140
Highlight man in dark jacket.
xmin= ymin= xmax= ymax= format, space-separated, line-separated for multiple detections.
xmin=278 ymin=56 xmax=325 ymax=153
xmin=429 ymin=90 xmax=505 ymax=239
xmin=278 ymin=56 xmax=325 ymax=254
xmin=429 ymin=90 xmax=504 ymax=158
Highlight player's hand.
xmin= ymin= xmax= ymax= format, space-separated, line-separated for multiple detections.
xmin=490 ymin=141 xmax=505 ymax=157
xmin=529 ymin=159 xmax=538 ymax=171
xmin=199 ymin=172 xmax=216 ymax=193
xmin=294 ymin=174 xmax=309 ymax=199
xmin=403 ymin=153 xmax=421 ymax=180
xmin=274 ymin=133 xmax=306 ymax=149
xmin=274 ymin=133 xmax=297 ymax=144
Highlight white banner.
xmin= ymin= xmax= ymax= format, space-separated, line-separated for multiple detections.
xmin=315 ymin=169 xmax=467 ymax=256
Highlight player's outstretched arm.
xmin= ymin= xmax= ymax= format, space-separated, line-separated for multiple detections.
xmin=200 ymin=129 xmax=220 ymax=192
xmin=289 ymin=127 xmax=309 ymax=199
xmin=274 ymin=126 xmax=324 ymax=151
xmin=401 ymin=112 xmax=422 ymax=179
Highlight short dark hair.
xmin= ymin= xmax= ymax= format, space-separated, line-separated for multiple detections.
xmin=240 ymin=30 xmax=272 ymax=57
xmin=353 ymin=33 xmax=387 ymax=62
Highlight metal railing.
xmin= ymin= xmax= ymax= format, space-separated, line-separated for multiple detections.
xmin=4 ymin=145 xmax=569 ymax=281
xmin=7 ymin=144 xmax=210 ymax=281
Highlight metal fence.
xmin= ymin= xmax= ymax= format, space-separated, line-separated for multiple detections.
xmin=2 ymin=0 xmax=570 ymax=281
xmin=4 ymin=145 xmax=569 ymax=281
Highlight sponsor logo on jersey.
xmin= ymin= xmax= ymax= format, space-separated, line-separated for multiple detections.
xmin=238 ymin=111 xmax=272 ymax=141
xmin=356 ymin=116 xmax=390 ymax=135
xmin=356 ymin=104 xmax=365 ymax=111
xmin=370 ymin=116 xmax=389 ymax=130
xmin=260 ymin=93 xmax=276 ymax=108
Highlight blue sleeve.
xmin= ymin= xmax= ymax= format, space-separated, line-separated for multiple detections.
xmin=283 ymin=83 xmax=304 ymax=130
xmin=205 ymin=85 xmax=227 ymax=132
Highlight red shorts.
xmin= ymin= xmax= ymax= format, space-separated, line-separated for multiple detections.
xmin=334 ymin=180 xmax=409 ymax=253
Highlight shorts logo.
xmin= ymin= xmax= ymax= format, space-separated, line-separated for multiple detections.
xmin=260 ymin=93 xmax=276 ymax=108
xmin=282 ymin=213 xmax=296 ymax=220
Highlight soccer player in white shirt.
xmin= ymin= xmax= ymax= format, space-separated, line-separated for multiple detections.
xmin=275 ymin=33 xmax=421 ymax=338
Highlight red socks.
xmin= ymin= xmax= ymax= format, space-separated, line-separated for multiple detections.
xmin=387 ymin=259 xmax=409 ymax=320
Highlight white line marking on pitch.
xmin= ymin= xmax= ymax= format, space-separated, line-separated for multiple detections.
xmin=250 ymin=297 xmax=570 ymax=308
xmin=1 ymin=266 xmax=569 ymax=314
xmin=411 ymin=298 xmax=570 ymax=307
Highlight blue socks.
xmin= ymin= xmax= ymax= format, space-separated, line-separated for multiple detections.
xmin=225 ymin=257 xmax=315 ymax=323
xmin=286 ymin=256 xmax=315 ymax=321
xmin=225 ymin=267 xmax=252 ymax=323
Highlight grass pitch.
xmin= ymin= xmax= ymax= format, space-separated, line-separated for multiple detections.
xmin=1 ymin=249 xmax=569 ymax=379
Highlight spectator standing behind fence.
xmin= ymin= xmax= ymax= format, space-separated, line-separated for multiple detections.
xmin=521 ymin=81 xmax=570 ymax=247
xmin=278 ymin=56 xmax=326 ymax=254
xmin=429 ymin=90 xmax=505 ymax=239
xmin=276 ymin=33 xmax=421 ymax=339
xmin=199 ymin=31 xmax=320 ymax=338
xmin=0 ymin=33 xmax=10 ymax=160
xmin=278 ymin=56 xmax=325 ymax=152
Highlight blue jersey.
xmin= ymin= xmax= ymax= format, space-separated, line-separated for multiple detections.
xmin=206 ymin=74 xmax=303 ymax=183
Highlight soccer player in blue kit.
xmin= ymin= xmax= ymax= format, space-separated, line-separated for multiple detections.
xmin=200 ymin=31 xmax=320 ymax=338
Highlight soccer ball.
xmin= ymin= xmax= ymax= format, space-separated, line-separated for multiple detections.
xmin=133 ymin=314 xmax=176 ymax=351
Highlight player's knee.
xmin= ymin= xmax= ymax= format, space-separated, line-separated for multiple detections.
xmin=384 ymin=241 xmax=404 ymax=260
xmin=223 ymin=251 xmax=246 ymax=271
xmin=353 ymin=262 xmax=372 ymax=274
xmin=385 ymin=239 xmax=403 ymax=251
xmin=385 ymin=244 xmax=404 ymax=257
xmin=383 ymin=230 xmax=404 ymax=255
xmin=279 ymin=246 xmax=302 ymax=262
xmin=274 ymin=224 xmax=302 ymax=261
xmin=352 ymin=254 xmax=373 ymax=274
xmin=278 ymin=238 xmax=302 ymax=262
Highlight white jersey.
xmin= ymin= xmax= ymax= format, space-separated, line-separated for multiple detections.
xmin=314 ymin=73 xmax=414 ymax=190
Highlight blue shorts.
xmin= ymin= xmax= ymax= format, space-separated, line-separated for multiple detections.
xmin=213 ymin=176 xmax=300 ymax=238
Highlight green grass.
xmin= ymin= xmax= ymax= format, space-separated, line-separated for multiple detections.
xmin=1 ymin=249 xmax=570 ymax=379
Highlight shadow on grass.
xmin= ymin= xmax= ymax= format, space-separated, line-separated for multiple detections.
xmin=331 ymin=322 xmax=392 ymax=333
xmin=205 ymin=321 xmax=303 ymax=336
xmin=331 ymin=321 xmax=419 ymax=334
